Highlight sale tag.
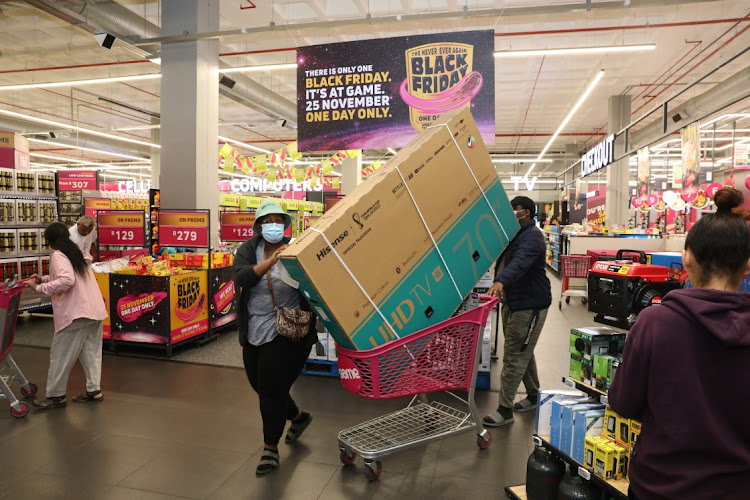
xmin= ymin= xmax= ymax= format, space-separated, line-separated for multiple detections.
xmin=220 ymin=212 xmax=255 ymax=242
xmin=322 ymin=160 xmax=333 ymax=175
xmin=58 ymin=170 xmax=97 ymax=191
xmin=159 ymin=211 xmax=210 ymax=248
xmin=286 ymin=141 xmax=303 ymax=160
xmin=219 ymin=193 xmax=240 ymax=207
xmin=98 ymin=211 xmax=146 ymax=247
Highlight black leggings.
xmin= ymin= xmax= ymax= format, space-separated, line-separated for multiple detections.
xmin=242 ymin=335 xmax=310 ymax=446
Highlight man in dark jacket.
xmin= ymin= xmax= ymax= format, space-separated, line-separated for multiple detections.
xmin=484 ymin=196 xmax=552 ymax=427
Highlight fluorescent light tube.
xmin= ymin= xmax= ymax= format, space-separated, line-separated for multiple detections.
xmin=495 ymin=44 xmax=655 ymax=57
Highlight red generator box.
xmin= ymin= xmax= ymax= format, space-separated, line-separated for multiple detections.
xmin=0 ymin=259 xmax=20 ymax=281
xmin=18 ymin=257 xmax=39 ymax=280
xmin=0 ymin=132 xmax=30 ymax=170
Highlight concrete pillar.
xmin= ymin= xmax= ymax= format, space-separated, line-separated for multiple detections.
xmin=606 ymin=95 xmax=632 ymax=227
xmin=159 ymin=0 xmax=220 ymax=233
xmin=341 ymin=154 xmax=362 ymax=195
xmin=150 ymin=118 xmax=160 ymax=188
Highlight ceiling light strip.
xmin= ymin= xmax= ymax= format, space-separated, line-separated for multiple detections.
xmin=220 ymin=63 xmax=298 ymax=74
xmin=26 ymin=137 xmax=150 ymax=162
xmin=218 ymin=135 xmax=271 ymax=154
xmin=0 ymin=108 xmax=159 ymax=149
xmin=525 ymin=69 xmax=605 ymax=178
xmin=494 ymin=44 xmax=655 ymax=57
xmin=0 ymin=74 xmax=161 ymax=91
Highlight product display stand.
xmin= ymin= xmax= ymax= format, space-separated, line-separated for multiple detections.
xmin=504 ymin=485 xmax=527 ymax=500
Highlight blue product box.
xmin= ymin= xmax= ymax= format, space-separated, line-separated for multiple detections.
xmin=562 ymin=404 xmax=606 ymax=458
xmin=550 ymin=398 xmax=592 ymax=448
xmin=647 ymin=251 xmax=682 ymax=268
xmin=535 ymin=389 xmax=586 ymax=435
xmin=572 ymin=410 xmax=606 ymax=463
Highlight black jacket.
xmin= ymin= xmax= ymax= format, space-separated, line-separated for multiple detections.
xmin=233 ymin=235 xmax=317 ymax=347
xmin=494 ymin=220 xmax=552 ymax=312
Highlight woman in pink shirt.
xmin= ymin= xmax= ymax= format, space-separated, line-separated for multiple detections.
xmin=28 ymin=222 xmax=108 ymax=410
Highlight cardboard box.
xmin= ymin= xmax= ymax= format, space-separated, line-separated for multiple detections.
xmin=0 ymin=168 xmax=14 ymax=194
xmin=593 ymin=354 xmax=619 ymax=392
xmin=309 ymin=331 xmax=329 ymax=361
xmin=584 ymin=436 xmax=601 ymax=470
xmin=562 ymin=404 xmax=605 ymax=456
xmin=550 ymin=398 xmax=593 ymax=447
xmin=535 ymin=389 xmax=586 ymax=435
xmin=604 ymin=406 xmax=618 ymax=438
xmin=616 ymin=415 xmax=631 ymax=449
xmin=612 ymin=444 xmax=628 ymax=480
xmin=570 ymin=354 xmax=593 ymax=385
xmin=630 ymin=419 xmax=642 ymax=451
xmin=570 ymin=326 xmax=627 ymax=361
xmin=0 ymin=132 xmax=30 ymax=170
xmin=571 ymin=409 xmax=606 ymax=463
xmin=327 ymin=333 xmax=338 ymax=361
xmin=594 ymin=441 xmax=618 ymax=480
xmin=279 ymin=109 xmax=519 ymax=350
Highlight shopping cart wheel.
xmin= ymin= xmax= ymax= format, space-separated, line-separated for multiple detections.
xmin=565 ymin=296 xmax=571 ymax=304
xmin=364 ymin=460 xmax=382 ymax=481
xmin=477 ymin=433 xmax=492 ymax=449
xmin=339 ymin=449 xmax=356 ymax=466
xmin=581 ymin=297 xmax=588 ymax=305
xmin=558 ymin=300 xmax=562 ymax=310
xmin=21 ymin=383 xmax=38 ymax=397
xmin=10 ymin=401 xmax=29 ymax=418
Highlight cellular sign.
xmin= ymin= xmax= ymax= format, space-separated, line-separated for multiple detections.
xmin=58 ymin=170 xmax=98 ymax=191
xmin=220 ymin=212 xmax=255 ymax=242
xmin=159 ymin=211 xmax=210 ymax=248
xmin=98 ymin=211 xmax=146 ymax=246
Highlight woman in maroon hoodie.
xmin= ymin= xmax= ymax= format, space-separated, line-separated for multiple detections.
xmin=609 ymin=188 xmax=750 ymax=500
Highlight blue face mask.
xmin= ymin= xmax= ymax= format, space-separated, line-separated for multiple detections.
xmin=261 ymin=223 xmax=285 ymax=244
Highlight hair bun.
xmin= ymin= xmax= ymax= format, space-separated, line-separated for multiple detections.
xmin=714 ymin=188 xmax=744 ymax=214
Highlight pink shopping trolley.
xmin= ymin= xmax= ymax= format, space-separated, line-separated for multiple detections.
xmin=335 ymin=297 xmax=499 ymax=481
xmin=0 ymin=279 xmax=39 ymax=418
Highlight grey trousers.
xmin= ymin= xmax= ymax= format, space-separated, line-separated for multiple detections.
xmin=46 ymin=318 xmax=104 ymax=398
xmin=497 ymin=306 xmax=548 ymax=409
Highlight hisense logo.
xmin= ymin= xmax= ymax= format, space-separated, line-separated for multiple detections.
xmin=316 ymin=230 xmax=350 ymax=261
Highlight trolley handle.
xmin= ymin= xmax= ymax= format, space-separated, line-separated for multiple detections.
xmin=615 ymin=249 xmax=648 ymax=263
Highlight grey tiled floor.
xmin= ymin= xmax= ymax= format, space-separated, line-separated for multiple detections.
xmin=1 ymin=271 xmax=598 ymax=499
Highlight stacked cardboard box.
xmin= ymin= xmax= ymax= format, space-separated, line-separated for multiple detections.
xmin=0 ymin=132 xmax=30 ymax=171
xmin=569 ymin=326 xmax=627 ymax=386
xmin=280 ymin=109 xmax=519 ymax=350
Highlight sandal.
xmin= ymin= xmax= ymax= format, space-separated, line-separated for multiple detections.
xmin=513 ymin=397 xmax=537 ymax=413
xmin=33 ymin=395 xmax=67 ymax=410
xmin=256 ymin=449 xmax=280 ymax=476
xmin=72 ymin=390 xmax=103 ymax=403
xmin=483 ymin=408 xmax=515 ymax=427
xmin=285 ymin=412 xmax=312 ymax=444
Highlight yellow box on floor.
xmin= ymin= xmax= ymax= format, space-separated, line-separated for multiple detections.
xmin=279 ymin=108 xmax=519 ymax=350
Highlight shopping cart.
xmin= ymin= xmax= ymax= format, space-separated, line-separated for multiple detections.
xmin=0 ymin=278 xmax=38 ymax=418
xmin=559 ymin=254 xmax=590 ymax=310
xmin=335 ymin=297 xmax=499 ymax=481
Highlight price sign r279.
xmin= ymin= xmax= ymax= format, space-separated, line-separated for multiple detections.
xmin=159 ymin=210 xmax=210 ymax=248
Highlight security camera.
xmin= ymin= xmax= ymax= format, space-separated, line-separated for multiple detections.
xmin=48 ymin=132 xmax=56 ymax=139
xmin=219 ymin=75 xmax=236 ymax=89
xmin=279 ymin=119 xmax=288 ymax=128
xmin=94 ymin=32 xmax=116 ymax=49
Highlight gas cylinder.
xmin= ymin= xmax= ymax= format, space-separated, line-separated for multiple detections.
xmin=557 ymin=469 xmax=601 ymax=500
xmin=526 ymin=446 xmax=566 ymax=500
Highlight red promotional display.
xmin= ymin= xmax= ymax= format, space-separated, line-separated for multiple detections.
xmin=58 ymin=170 xmax=97 ymax=191
xmin=97 ymin=211 xmax=146 ymax=247
xmin=159 ymin=210 xmax=209 ymax=248
xmin=220 ymin=212 xmax=255 ymax=242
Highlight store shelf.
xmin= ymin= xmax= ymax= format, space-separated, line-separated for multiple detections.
xmin=535 ymin=435 xmax=629 ymax=498
xmin=562 ymin=376 xmax=610 ymax=404
xmin=504 ymin=485 xmax=527 ymax=500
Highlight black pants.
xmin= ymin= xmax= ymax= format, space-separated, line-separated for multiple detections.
xmin=242 ymin=335 xmax=310 ymax=446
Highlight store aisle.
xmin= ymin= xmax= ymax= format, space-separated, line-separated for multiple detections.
xmin=1 ymin=271 xmax=599 ymax=499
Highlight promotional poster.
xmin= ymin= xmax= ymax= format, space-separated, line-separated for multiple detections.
xmin=637 ymin=147 xmax=650 ymax=198
xmin=94 ymin=273 xmax=111 ymax=339
xmin=297 ymin=30 xmax=495 ymax=151
xmin=170 ymin=272 xmax=209 ymax=343
xmin=681 ymin=123 xmax=700 ymax=197
xmin=110 ymin=275 xmax=171 ymax=344
xmin=210 ymin=266 xmax=237 ymax=329
xmin=586 ymin=185 xmax=607 ymax=225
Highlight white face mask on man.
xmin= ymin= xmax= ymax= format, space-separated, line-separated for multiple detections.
xmin=514 ymin=209 xmax=527 ymax=221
